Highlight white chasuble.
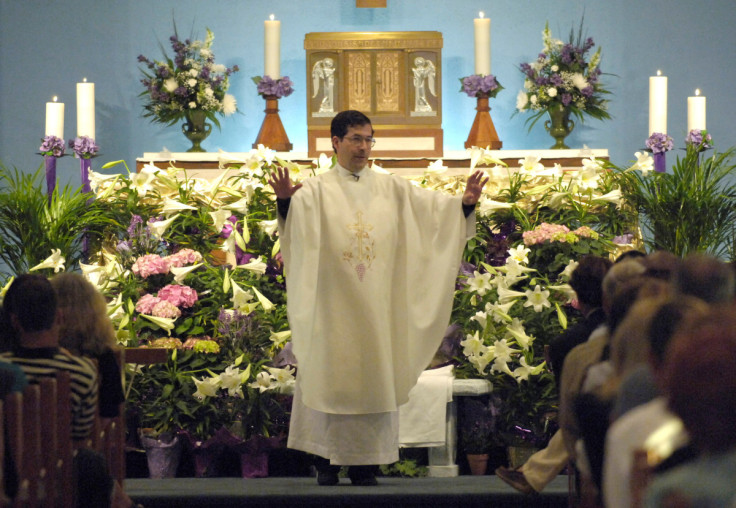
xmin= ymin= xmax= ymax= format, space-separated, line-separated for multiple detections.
xmin=279 ymin=164 xmax=475 ymax=417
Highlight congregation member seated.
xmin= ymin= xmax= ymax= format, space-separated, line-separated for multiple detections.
xmin=0 ymin=274 xmax=98 ymax=442
xmin=644 ymin=305 xmax=736 ymax=507
xmin=51 ymin=272 xmax=125 ymax=428
xmin=601 ymin=296 xmax=708 ymax=508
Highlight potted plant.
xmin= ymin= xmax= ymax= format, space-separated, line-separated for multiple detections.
xmin=459 ymin=396 xmax=496 ymax=475
xmin=607 ymin=131 xmax=736 ymax=258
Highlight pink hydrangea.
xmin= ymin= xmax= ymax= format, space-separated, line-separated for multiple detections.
xmin=165 ymin=248 xmax=203 ymax=268
xmin=158 ymin=284 xmax=199 ymax=308
xmin=135 ymin=294 xmax=162 ymax=314
xmin=131 ymin=254 xmax=170 ymax=278
xmin=151 ymin=300 xmax=182 ymax=319
xmin=522 ymin=223 xmax=571 ymax=246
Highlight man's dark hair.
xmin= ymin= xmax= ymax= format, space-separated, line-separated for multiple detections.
xmin=330 ymin=110 xmax=373 ymax=140
xmin=569 ymin=255 xmax=612 ymax=307
xmin=674 ymin=253 xmax=734 ymax=303
xmin=2 ymin=274 xmax=57 ymax=333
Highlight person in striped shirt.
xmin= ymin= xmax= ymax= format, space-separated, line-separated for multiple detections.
xmin=0 ymin=273 xmax=98 ymax=442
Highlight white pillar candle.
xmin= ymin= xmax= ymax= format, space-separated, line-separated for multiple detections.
xmin=474 ymin=12 xmax=491 ymax=76
xmin=77 ymin=78 xmax=95 ymax=139
xmin=687 ymin=89 xmax=706 ymax=132
xmin=45 ymin=96 xmax=65 ymax=139
xmin=649 ymin=70 xmax=668 ymax=135
xmin=264 ymin=14 xmax=281 ymax=78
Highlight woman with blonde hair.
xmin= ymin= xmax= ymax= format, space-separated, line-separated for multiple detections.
xmin=51 ymin=272 xmax=124 ymax=424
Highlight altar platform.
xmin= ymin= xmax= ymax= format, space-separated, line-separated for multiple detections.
xmin=136 ymin=148 xmax=608 ymax=178
xmin=125 ymin=475 xmax=571 ymax=507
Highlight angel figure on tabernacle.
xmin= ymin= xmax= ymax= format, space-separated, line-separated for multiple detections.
xmin=412 ymin=57 xmax=436 ymax=113
xmin=312 ymin=58 xmax=335 ymax=113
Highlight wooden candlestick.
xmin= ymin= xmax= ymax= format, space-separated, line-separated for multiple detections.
xmin=253 ymin=95 xmax=292 ymax=151
xmin=464 ymin=94 xmax=502 ymax=150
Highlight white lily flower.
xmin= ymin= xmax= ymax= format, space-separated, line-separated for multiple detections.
xmin=29 ymin=249 xmax=66 ymax=273
xmin=259 ymin=219 xmax=278 ymax=238
xmin=161 ymin=197 xmax=197 ymax=216
xmin=470 ymin=310 xmax=489 ymax=329
xmin=254 ymin=144 xmax=276 ymax=166
xmin=491 ymin=357 xmax=515 ymax=377
xmin=250 ymin=371 xmax=273 ymax=393
xmin=491 ymin=338 xmax=521 ymax=365
xmin=267 ymin=366 xmax=296 ymax=391
xmin=469 ymin=350 xmax=494 ymax=375
xmin=488 ymin=301 xmax=516 ymax=323
xmin=425 ymin=159 xmax=448 ymax=176
xmin=501 ymin=258 xmax=535 ymax=279
xmin=219 ymin=365 xmax=245 ymax=397
xmin=209 ymin=209 xmax=232 ymax=233
xmin=513 ymin=357 xmax=545 ymax=383
xmin=560 ymin=259 xmax=579 ymax=280
xmin=460 ymin=331 xmax=487 ymax=357
xmin=79 ymin=261 xmax=106 ymax=288
xmin=573 ymin=165 xmax=600 ymax=190
xmin=507 ymin=245 xmax=531 ymax=265
xmin=253 ymin=287 xmax=275 ymax=312
xmin=497 ymin=286 xmax=526 ymax=304
xmin=148 ymin=214 xmax=179 ymax=239
xmin=524 ymin=285 xmax=551 ymax=312
xmin=140 ymin=314 xmax=176 ymax=335
xmin=88 ymin=170 xmax=119 ymax=193
xmin=193 ymin=375 xmax=220 ymax=400
xmin=519 ymin=155 xmax=544 ymax=174
xmin=231 ymin=280 xmax=254 ymax=310
xmin=223 ymin=197 xmax=249 ymax=215
xmin=478 ymin=197 xmax=513 ymax=216
xmin=130 ymin=164 xmax=159 ymax=196
xmin=269 ymin=330 xmax=291 ymax=346
xmin=170 ymin=263 xmax=203 ymax=284
xmin=237 ymin=256 xmax=267 ymax=275
xmin=220 ymin=233 xmax=236 ymax=255
xmin=107 ymin=293 xmax=126 ymax=323
xmin=505 ymin=319 xmax=534 ymax=350
xmin=629 ymin=151 xmax=654 ymax=176
xmin=466 ymin=270 xmax=493 ymax=296
xmin=548 ymin=283 xmax=576 ymax=303
xmin=312 ymin=153 xmax=334 ymax=174
xmin=592 ymin=188 xmax=623 ymax=207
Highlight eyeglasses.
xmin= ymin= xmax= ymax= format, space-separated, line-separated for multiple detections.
xmin=343 ymin=135 xmax=376 ymax=147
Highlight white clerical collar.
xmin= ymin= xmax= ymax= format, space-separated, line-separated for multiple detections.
xmin=336 ymin=163 xmax=367 ymax=181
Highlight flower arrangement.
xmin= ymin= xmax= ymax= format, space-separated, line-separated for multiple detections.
xmin=645 ymin=132 xmax=674 ymax=154
xmin=515 ymin=20 xmax=611 ymax=128
xmin=685 ymin=129 xmax=712 ymax=151
xmin=252 ymin=75 xmax=295 ymax=99
xmin=39 ymin=135 xmax=66 ymax=157
xmin=459 ymin=74 xmax=503 ymax=99
xmin=138 ymin=25 xmax=239 ymax=128
xmin=69 ymin=136 xmax=99 ymax=159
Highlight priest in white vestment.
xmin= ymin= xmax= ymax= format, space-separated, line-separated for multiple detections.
xmin=270 ymin=110 xmax=487 ymax=485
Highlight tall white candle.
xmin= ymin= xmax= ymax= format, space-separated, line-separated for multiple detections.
xmin=474 ymin=12 xmax=491 ymax=76
xmin=45 ymin=96 xmax=65 ymax=139
xmin=264 ymin=14 xmax=281 ymax=78
xmin=687 ymin=89 xmax=706 ymax=132
xmin=649 ymin=70 xmax=668 ymax=135
xmin=77 ymin=78 xmax=95 ymax=139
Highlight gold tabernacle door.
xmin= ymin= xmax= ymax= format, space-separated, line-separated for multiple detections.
xmin=304 ymin=31 xmax=443 ymax=158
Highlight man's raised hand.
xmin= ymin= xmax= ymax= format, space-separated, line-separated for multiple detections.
xmin=462 ymin=170 xmax=489 ymax=206
xmin=267 ymin=166 xmax=303 ymax=200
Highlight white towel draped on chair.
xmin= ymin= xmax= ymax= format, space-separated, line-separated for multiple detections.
xmin=398 ymin=365 xmax=454 ymax=447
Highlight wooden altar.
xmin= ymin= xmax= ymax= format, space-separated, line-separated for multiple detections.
xmin=304 ymin=31 xmax=443 ymax=158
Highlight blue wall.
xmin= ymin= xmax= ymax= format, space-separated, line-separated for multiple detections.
xmin=1 ymin=0 xmax=735 ymax=185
